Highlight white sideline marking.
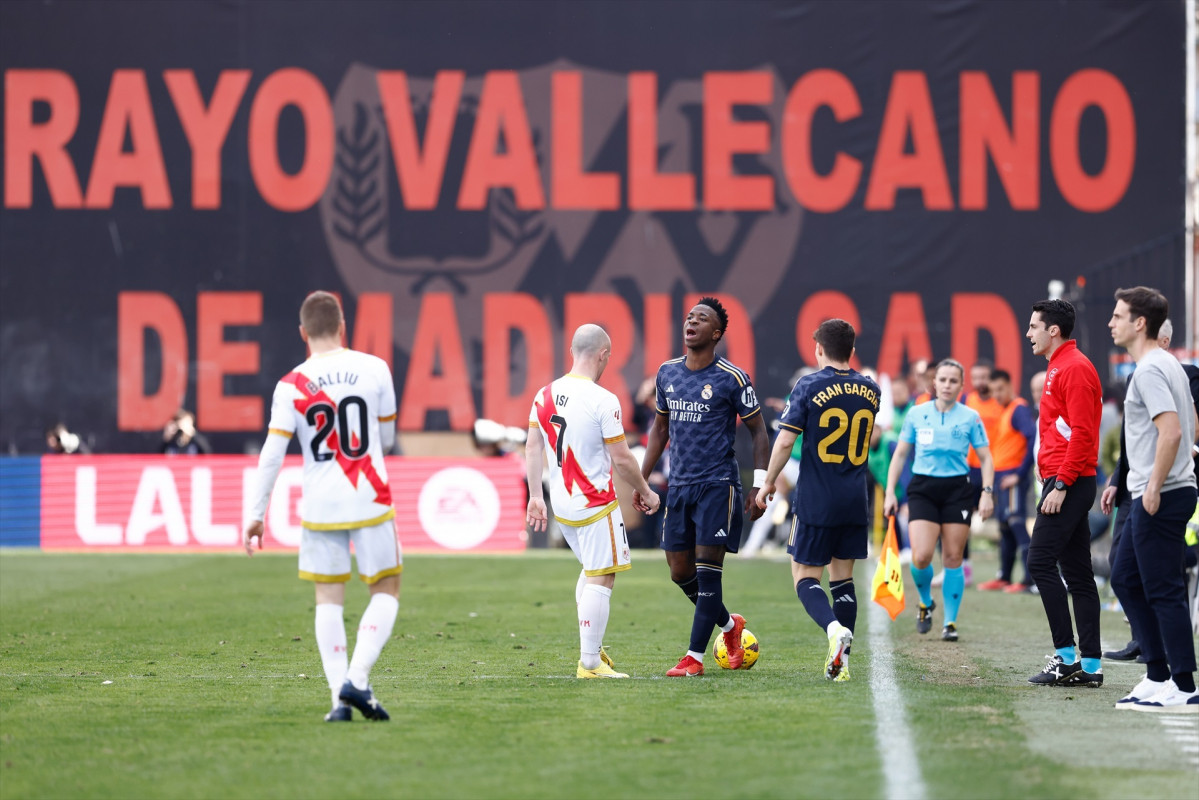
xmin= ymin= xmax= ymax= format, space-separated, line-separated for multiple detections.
xmin=868 ymin=602 xmax=927 ymax=800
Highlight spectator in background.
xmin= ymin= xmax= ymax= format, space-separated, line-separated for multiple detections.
xmin=162 ymin=409 xmax=212 ymax=455
xmin=976 ymin=370 xmax=1037 ymax=594
xmin=46 ymin=422 xmax=90 ymax=455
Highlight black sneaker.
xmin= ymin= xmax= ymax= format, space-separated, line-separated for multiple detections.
xmin=1028 ymin=654 xmax=1082 ymax=686
xmin=338 ymin=680 xmax=390 ymax=721
xmin=1103 ymin=640 xmax=1140 ymax=661
xmin=1062 ymin=668 xmax=1103 ymax=688
xmin=916 ymin=601 xmax=936 ymax=635
xmin=941 ymin=623 xmax=958 ymax=642
xmin=324 ymin=704 xmax=352 ymax=722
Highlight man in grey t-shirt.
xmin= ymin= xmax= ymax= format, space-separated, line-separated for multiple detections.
xmin=1107 ymin=286 xmax=1198 ymax=713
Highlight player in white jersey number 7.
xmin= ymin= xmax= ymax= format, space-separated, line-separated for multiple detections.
xmin=245 ymin=291 xmax=403 ymax=722
xmin=526 ymin=324 xmax=660 ymax=678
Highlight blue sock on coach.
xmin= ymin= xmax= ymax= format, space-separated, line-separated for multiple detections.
xmin=1081 ymin=657 xmax=1101 ymax=674
xmin=1055 ymin=646 xmax=1077 ymax=665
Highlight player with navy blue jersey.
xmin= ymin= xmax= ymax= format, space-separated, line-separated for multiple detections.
xmin=884 ymin=359 xmax=994 ymax=642
xmin=756 ymin=319 xmax=879 ymax=681
xmin=635 ymin=297 xmax=770 ymax=677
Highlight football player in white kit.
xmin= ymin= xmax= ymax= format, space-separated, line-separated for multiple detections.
xmin=245 ymin=291 xmax=402 ymax=722
xmin=526 ymin=324 xmax=661 ymax=678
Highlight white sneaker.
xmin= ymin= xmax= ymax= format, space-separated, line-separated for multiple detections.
xmin=1115 ymin=676 xmax=1168 ymax=709
xmin=1129 ymin=680 xmax=1199 ymax=714
xmin=931 ymin=571 xmax=944 ymax=587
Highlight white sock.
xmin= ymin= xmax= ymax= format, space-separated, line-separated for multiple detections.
xmin=575 ymin=569 xmax=587 ymax=606
xmin=345 ymin=593 xmax=399 ymax=690
xmin=720 ymin=616 xmax=736 ymax=633
xmin=314 ymin=603 xmax=347 ymax=708
xmin=578 ymin=584 xmax=611 ymax=669
xmin=687 ymin=650 xmax=705 ymax=663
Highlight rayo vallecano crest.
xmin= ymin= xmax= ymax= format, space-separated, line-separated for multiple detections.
xmin=320 ymin=60 xmax=802 ymax=378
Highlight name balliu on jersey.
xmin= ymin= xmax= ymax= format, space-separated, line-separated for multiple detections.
xmin=267 ymin=348 xmax=396 ymax=529
xmin=529 ymin=375 xmax=624 ymax=526
xmin=655 ymin=357 xmax=760 ymax=486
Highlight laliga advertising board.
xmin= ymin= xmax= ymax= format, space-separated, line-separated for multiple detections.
xmin=38 ymin=456 xmax=526 ymax=552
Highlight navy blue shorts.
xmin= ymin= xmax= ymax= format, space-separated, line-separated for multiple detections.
xmin=994 ymin=468 xmax=1028 ymax=523
xmin=661 ymin=482 xmax=743 ymax=553
xmin=786 ymin=518 xmax=868 ymax=566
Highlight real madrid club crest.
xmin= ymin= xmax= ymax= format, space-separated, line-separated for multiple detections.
xmin=701 ymin=384 xmax=713 ymax=400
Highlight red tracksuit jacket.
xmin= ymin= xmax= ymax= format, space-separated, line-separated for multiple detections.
xmin=1037 ymin=339 xmax=1102 ymax=485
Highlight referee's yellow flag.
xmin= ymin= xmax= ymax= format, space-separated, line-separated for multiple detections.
xmin=871 ymin=516 xmax=905 ymax=620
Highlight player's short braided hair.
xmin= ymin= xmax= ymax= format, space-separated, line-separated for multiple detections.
xmin=696 ymin=296 xmax=729 ymax=335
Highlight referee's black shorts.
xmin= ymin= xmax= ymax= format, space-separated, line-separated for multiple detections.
xmin=907 ymin=474 xmax=975 ymax=526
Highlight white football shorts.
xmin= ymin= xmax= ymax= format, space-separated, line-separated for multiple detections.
xmin=560 ymin=506 xmax=632 ymax=576
xmin=298 ymin=518 xmax=403 ymax=584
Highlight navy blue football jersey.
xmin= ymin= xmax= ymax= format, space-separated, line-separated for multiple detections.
xmin=655 ymin=356 xmax=761 ymax=486
xmin=778 ymin=366 xmax=880 ymax=526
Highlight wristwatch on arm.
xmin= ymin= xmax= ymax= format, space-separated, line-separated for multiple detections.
xmin=1054 ymin=479 xmax=1067 ymax=492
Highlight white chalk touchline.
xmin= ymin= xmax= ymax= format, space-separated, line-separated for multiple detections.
xmin=868 ymin=602 xmax=927 ymax=800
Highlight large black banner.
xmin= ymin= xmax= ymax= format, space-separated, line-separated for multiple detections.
xmin=0 ymin=0 xmax=1187 ymax=453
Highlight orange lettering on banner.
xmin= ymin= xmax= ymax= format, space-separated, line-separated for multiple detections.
xmin=350 ymin=293 xmax=394 ymax=371
xmin=564 ymin=294 xmax=635 ymax=422
xmin=553 ymin=71 xmax=620 ymax=210
xmin=781 ymin=69 xmax=862 ymax=213
xmin=117 ymin=292 xmax=188 ymax=431
xmin=685 ymin=293 xmax=755 ymax=378
xmin=377 ymin=70 xmax=464 ymax=209
xmin=960 ymin=72 xmax=1039 ymax=211
xmin=796 ymin=291 xmax=861 ymax=369
xmin=400 ymin=293 xmax=475 ymax=430
xmin=4 ymin=69 xmax=83 ymax=208
xmin=643 ymin=294 xmax=675 ymax=377
xmin=704 ymin=72 xmax=774 ymax=211
xmin=458 ymin=71 xmax=545 ymax=210
xmin=248 ymin=68 xmax=334 ymax=212
xmin=196 ymin=292 xmax=262 ymax=431
xmin=951 ymin=293 xmax=1022 ymax=385
xmin=85 ymin=70 xmax=172 ymax=209
xmin=164 ymin=69 xmax=251 ymax=209
xmin=482 ymin=293 xmax=552 ymax=427
xmin=876 ymin=292 xmax=933 ymax=379
xmin=627 ymin=72 xmax=695 ymax=210
xmin=866 ymin=72 xmax=952 ymax=211
xmin=1050 ymin=69 xmax=1135 ymax=213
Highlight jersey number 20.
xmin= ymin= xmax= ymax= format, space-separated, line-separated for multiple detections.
xmin=306 ymin=396 xmax=370 ymax=461
xmin=816 ymin=408 xmax=873 ymax=466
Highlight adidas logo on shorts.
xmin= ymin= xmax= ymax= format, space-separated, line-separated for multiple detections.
xmin=715 ymin=528 xmax=727 ymax=538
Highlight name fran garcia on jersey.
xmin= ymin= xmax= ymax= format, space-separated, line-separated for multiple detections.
xmin=666 ymin=397 xmax=712 ymax=422
xmin=811 ymin=381 xmax=880 ymax=409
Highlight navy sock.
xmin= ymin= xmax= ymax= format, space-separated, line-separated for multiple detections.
xmin=829 ymin=579 xmax=857 ymax=653
xmin=796 ymin=577 xmax=836 ymax=631
xmin=674 ymin=574 xmax=700 ymax=606
xmin=689 ymin=562 xmax=727 ymax=654
xmin=1174 ymin=672 xmax=1196 ymax=693
xmin=1146 ymin=659 xmax=1171 ymax=683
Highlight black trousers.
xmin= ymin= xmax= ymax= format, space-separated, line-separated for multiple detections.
xmin=1028 ymin=476 xmax=1100 ymax=658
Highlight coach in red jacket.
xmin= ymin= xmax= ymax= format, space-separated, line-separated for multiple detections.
xmin=1024 ymin=298 xmax=1105 ymax=688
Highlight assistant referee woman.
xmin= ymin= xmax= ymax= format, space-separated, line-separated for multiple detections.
xmin=884 ymin=359 xmax=994 ymax=641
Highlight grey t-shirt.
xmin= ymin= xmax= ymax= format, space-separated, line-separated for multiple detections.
xmin=1124 ymin=347 xmax=1198 ymax=497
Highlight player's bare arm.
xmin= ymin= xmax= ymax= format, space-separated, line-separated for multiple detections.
xmin=608 ymin=438 xmax=660 ymax=515
xmin=883 ymin=438 xmax=912 ymax=517
xmin=634 ymin=412 xmax=670 ymax=511
xmin=525 ymin=427 xmax=549 ymax=531
xmin=756 ymin=428 xmax=798 ymax=510
xmin=743 ymin=412 xmax=770 ymax=520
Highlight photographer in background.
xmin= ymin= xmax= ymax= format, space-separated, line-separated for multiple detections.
xmin=161 ymin=409 xmax=212 ymax=455
xmin=46 ymin=422 xmax=91 ymax=455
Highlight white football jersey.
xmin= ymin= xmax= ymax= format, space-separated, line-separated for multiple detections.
xmin=529 ymin=374 xmax=625 ymax=526
xmin=266 ymin=348 xmax=397 ymax=529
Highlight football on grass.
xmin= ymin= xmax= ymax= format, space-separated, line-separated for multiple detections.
xmin=713 ymin=628 xmax=759 ymax=669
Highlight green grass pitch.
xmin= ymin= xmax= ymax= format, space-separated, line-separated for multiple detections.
xmin=1 ymin=549 xmax=1196 ymax=799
